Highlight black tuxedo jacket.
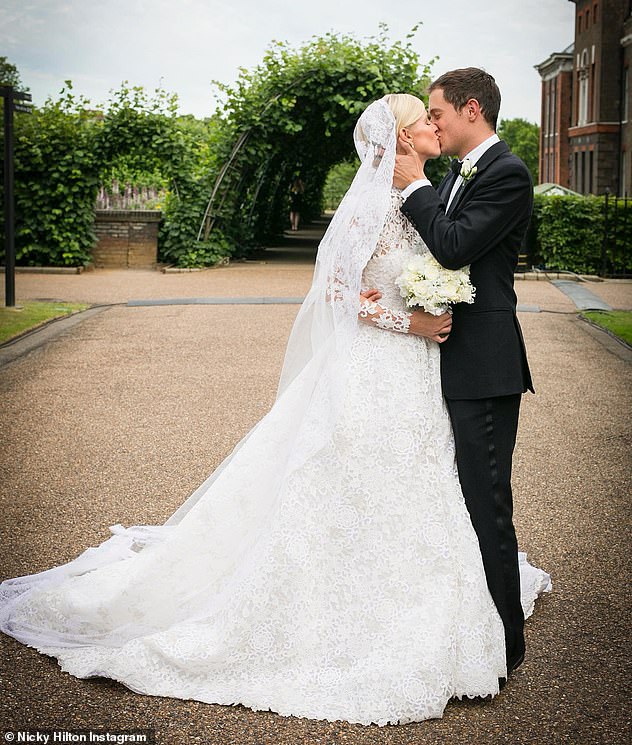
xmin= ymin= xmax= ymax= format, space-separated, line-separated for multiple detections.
xmin=401 ymin=140 xmax=534 ymax=400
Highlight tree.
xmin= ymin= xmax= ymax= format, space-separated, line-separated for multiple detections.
xmin=0 ymin=56 xmax=28 ymax=90
xmin=497 ymin=118 xmax=539 ymax=184
xmin=9 ymin=85 xmax=101 ymax=267
xmin=197 ymin=26 xmax=435 ymax=259
xmin=323 ymin=160 xmax=358 ymax=210
xmin=0 ymin=57 xmax=30 ymax=263
xmin=3 ymin=30 xmax=440 ymax=268
xmin=4 ymin=81 xmax=208 ymax=267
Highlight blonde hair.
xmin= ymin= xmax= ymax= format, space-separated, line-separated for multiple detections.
xmin=383 ymin=93 xmax=426 ymax=135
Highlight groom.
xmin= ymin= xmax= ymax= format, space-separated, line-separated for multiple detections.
xmin=394 ymin=68 xmax=534 ymax=679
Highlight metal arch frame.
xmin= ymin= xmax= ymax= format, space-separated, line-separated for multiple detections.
xmin=197 ymin=74 xmax=312 ymax=242
xmin=245 ymin=156 xmax=276 ymax=229
xmin=198 ymin=128 xmax=250 ymax=241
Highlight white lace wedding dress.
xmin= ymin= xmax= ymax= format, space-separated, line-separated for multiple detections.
xmin=0 ymin=191 xmax=550 ymax=727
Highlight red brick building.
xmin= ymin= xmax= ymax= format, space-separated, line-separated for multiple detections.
xmin=535 ymin=0 xmax=632 ymax=195
xmin=535 ymin=44 xmax=574 ymax=187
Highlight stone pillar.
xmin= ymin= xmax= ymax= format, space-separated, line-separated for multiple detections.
xmin=93 ymin=210 xmax=162 ymax=269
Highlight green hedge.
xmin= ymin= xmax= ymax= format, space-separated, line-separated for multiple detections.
xmin=2 ymin=92 xmax=101 ymax=267
xmin=0 ymin=84 xmax=220 ymax=268
xmin=2 ymin=28 xmax=437 ymax=268
xmin=3 ymin=63 xmax=629 ymax=273
xmin=527 ymin=194 xmax=631 ymax=275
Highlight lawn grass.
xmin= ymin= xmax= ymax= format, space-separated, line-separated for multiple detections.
xmin=0 ymin=301 xmax=90 ymax=345
xmin=581 ymin=310 xmax=632 ymax=346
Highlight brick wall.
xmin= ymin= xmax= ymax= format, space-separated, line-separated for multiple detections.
xmin=536 ymin=50 xmax=574 ymax=188
xmin=93 ymin=210 xmax=161 ymax=268
xmin=598 ymin=0 xmax=627 ymax=121
xmin=567 ymin=0 xmax=628 ymax=193
xmin=621 ymin=16 xmax=632 ymax=196
xmin=556 ymin=71 xmax=573 ymax=187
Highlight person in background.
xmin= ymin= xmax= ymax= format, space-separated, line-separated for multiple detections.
xmin=289 ymin=176 xmax=305 ymax=231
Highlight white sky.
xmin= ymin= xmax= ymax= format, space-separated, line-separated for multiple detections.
xmin=1 ymin=0 xmax=575 ymax=123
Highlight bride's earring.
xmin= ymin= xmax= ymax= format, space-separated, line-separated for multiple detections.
xmin=408 ymin=141 xmax=415 ymax=151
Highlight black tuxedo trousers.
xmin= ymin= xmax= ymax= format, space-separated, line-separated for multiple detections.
xmin=446 ymin=394 xmax=524 ymax=666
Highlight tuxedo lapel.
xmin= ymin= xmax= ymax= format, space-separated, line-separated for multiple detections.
xmin=446 ymin=141 xmax=510 ymax=217
xmin=437 ymin=171 xmax=455 ymax=201
xmin=475 ymin=139 xmax=510 ymax=170
xmin=446 ymin=181 xmax=467 ymax=217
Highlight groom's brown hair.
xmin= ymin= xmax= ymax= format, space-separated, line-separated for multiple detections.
xmin=429 ymin=67 xmax=501 ymax=130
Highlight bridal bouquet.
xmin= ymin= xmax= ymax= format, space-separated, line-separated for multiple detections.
xmin=395 ymin=253 xmax=476 ymax=315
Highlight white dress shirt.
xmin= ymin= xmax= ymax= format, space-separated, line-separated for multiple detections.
xmin=401 ymin=133 xmax=501 ymax=210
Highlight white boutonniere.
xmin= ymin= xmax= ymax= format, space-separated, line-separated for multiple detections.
xmin=460 ymin=158 xmax=477 ymax=182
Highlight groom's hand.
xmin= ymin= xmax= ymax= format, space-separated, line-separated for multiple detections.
xmin=409 ymin=310 xmax=452 ymax=343
xmin=393 ymin=151 xmax=426 ymax=190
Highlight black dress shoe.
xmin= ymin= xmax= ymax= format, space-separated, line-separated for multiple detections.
xmin=498 ymin=652 xmax=524 ymax=691
xmin=498 ymin=651 xmax=525 ymax=690
xmin=508 ymin=651 xmax=525 ymax=672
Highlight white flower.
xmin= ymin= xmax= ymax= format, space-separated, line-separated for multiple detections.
xmin=334 ymin=503 xmax=359 ymax=530
xmin=395 ymin=253 xmax=476 ymax=315
xmin=402 ymin=674 xmax=430 ymax=704
xmin=460 ymin=158 xmax=477 ymax=181
xmin=373 ymin=597 xmax=399 ymax=624
xmin=317 ymin=667 xmax=342 ymax=690
xmin=249 ymin=624 xmax=274 ymax=652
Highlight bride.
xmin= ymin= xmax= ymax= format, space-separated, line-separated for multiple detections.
xmin=0 ymin=94 xmax=550 ymax=726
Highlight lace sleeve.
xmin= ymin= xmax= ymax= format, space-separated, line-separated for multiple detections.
xmin=358 ymin=298 xmax=411 ymax=334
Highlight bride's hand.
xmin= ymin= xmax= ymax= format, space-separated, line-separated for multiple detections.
xmin=408 ymin=309 xmax=452 ymax=343
xmin=360 ymin=288 xmax=382 ymax=304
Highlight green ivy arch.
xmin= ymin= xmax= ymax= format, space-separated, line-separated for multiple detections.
xmin=6 ymin=29 xmax=445 ymax=268
xmin=189 ymin=28 xmax=444 ymax=263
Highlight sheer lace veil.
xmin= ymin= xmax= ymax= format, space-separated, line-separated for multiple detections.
xmin=277 ymin=97 xmax=396 ymax=395
xmin=166 ymin=97 xmax=397 ymax=524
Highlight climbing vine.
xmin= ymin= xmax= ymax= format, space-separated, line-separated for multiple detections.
xmin=3 ymin=29 xmax=440 ymax=267
xmin=8 ymin=86 xmax=101 ymax=266
xmin=197 ymin=26 xmax=437 ymax=262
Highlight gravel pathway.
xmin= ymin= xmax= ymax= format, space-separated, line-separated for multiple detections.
xmin=1 ymin=232 xmax=631 ymax=744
